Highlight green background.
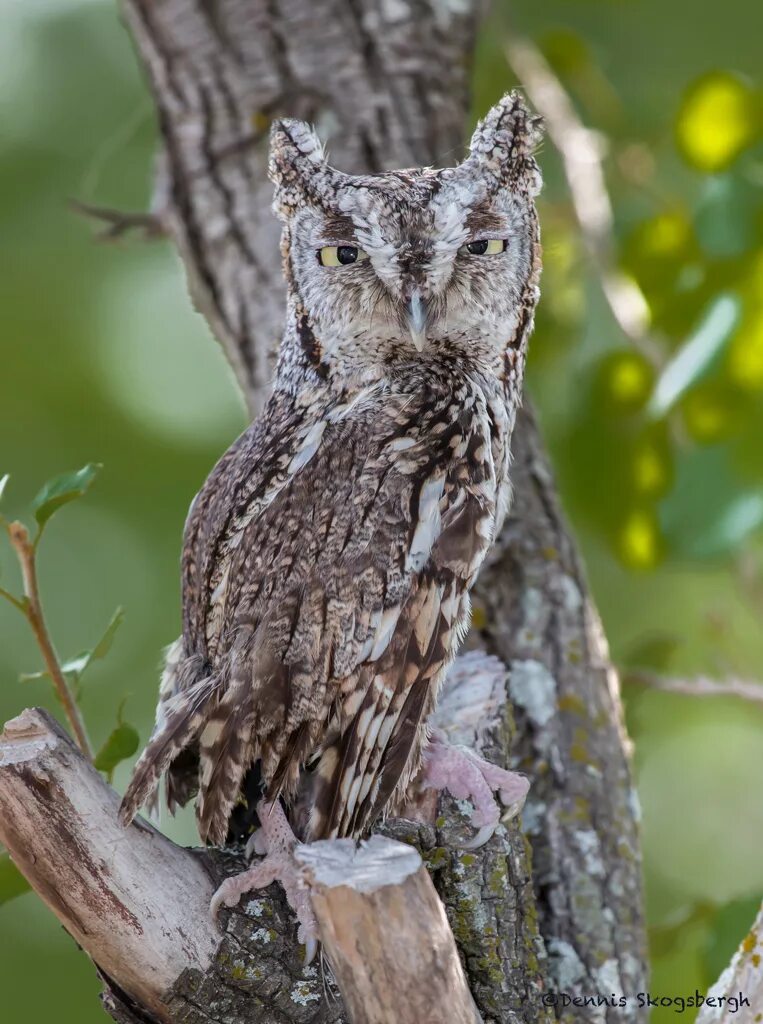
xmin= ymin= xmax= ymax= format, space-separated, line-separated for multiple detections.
xmin=1 ymin=0 xmax=762 ymax=1020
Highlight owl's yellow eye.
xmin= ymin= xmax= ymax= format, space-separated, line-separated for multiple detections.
xmin=319 ymin=245 xmax=369 ymax=267
xmin=461 ymin=239 xmax=507 ymax=256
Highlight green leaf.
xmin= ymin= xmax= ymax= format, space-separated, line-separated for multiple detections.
xmin=0 ymin=851 xmax=31 ymax=906
xmin=90 ymin=606 xmax=124 ymax=660
xmin=594 ymin=350 xmax=656 ymax=416
xmin=648 ymin=902 xmax=715 ymax=958
xmin=18 ymin=669 xmax=50 ymax=684
xmin=32 ymin=462 xmax=101 ymax=529
xmin=659 ymin=447 xmax=763 ymax=559
xmin=61 ymin=606 xmax=125 ymax=682
xmin=540 ymin=29 xmax=591 ymax=76
xmin=647 ymin=294 xmax=740 ymax=418
xmin=695 ymin=175 xmax=759 ymax=260
xmin=94 ymin=721 xmax=139 ymax=782
xmin=728 ymin=308 xmax=763 ymax=393
xmin=19 ymin=607 xmax=124 ymax=687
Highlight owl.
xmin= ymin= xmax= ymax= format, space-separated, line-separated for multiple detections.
xmin=120 ymin=92 xmax=542 ymax=940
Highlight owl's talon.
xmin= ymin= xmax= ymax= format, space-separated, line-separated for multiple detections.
xmin=209 ymin=886 xmax=227 ymax=922
xmin=460 ymin=822 xmax=497 ymax=850
xmin=245 ymin=826 xmax=267 ymax=860
xmin=500 ymin=797 xmax=527 ymax=824
xmin=421 ymin=726 xmax=529 ymax=845
xmin=303 ymin=936 xmax=319 ymax=966
xmin=209 ymin=799 xmax=319 ymax=952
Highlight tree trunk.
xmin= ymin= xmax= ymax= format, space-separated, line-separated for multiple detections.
xmin=3 ymin=1 xmax=649 ymax=1021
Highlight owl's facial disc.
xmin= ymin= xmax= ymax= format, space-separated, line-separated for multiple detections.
xmin=310 ymin=209 xmax=514 ymax=355
xmin=269 ymin=92 xmax=542 ymax=378
xmin=292 ymin=195 xmax=530 ymax=370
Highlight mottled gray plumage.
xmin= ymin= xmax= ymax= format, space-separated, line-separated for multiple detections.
xmin=120 ymin=92 xmax=543 ymax=847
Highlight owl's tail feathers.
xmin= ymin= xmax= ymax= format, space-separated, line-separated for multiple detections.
xmin=118 ymin=673 xmax=220 ymax=827
xmin=307 ymin=672 xmax=430 ymax=842
xmin=195 ymin=676 xmax=256 ymax=848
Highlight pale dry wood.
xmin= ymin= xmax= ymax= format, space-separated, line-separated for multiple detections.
xmin=297 ymin=837 xmax=482 ymax=1024
xmin=0 ymin=708 xmax=219 ymax=1021
xmin=696 ymin=901 xmax=763 ymax=1024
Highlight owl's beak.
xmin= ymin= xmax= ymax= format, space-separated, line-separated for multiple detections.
xmin=405 ymin=290 xmax=429 ymax=352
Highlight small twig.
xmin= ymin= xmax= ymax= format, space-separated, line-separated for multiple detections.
xmin=505 ymin=36 xmax=662 ymax=367
xmin=5 ymin=522 xmax=93 ymax=758
xmin=69 ymin=198 xmax=167 ymax=242
xmin=625 ymin=670 xmax=763 ymax=707
xmin=0 ymin=586 xmax=26 ymax=614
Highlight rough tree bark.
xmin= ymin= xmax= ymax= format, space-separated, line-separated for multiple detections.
xmin=2 ymin=2 xmax=648 ymax=1022
xmin=119 ymin=0 xmax=647 ymax=1015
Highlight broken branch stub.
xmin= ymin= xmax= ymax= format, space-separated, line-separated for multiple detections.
xmin=297 ymin=836 xmax=483 ymax=1024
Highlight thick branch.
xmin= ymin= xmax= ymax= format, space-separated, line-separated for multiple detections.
xmin=474 ymin=408 xmax=647 ymax=1008
xmin=0 ymin=708 xmax=218 ymax=1021
xmin=120 ymin=0 xmax=481 ymax=415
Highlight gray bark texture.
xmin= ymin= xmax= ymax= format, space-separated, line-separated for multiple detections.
xmin=68 ymin=0 xmax=647 ymax=1019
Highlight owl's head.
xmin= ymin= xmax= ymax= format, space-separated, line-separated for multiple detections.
xmin=269 ymin=92 xmax=543 ymax=385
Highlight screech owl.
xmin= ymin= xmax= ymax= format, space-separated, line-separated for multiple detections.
xmin=121 ymin=93 xmax=543 ymax=863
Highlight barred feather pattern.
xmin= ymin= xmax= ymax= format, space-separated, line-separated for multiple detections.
xmin=120 ymin=91 xmax=543 ymax=847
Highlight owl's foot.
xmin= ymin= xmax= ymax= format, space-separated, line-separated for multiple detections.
xmin=421 ymin=727 xmax=529 ymax=848
xmin=210 ymin=798 xmax=318 ymax=964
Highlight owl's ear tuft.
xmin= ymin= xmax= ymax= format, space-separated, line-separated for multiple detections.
xmin=465 ymin=91 xmax=544 ymax=196
xmin=269 ymin=118 xmax=332 ymax=216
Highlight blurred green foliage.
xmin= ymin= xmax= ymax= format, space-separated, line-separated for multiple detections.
xmin=0 ymin=0 xmax=762 ymax=1020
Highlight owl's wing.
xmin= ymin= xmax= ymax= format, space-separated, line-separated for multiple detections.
xmin=312 ymin=461 xmax=494 ymax=841
xmin=306 ymin=567 xmax=460 ymax=842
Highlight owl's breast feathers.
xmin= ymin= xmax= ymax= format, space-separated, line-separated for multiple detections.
xmin=120 ymin=368 xmax=515 ymax=845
